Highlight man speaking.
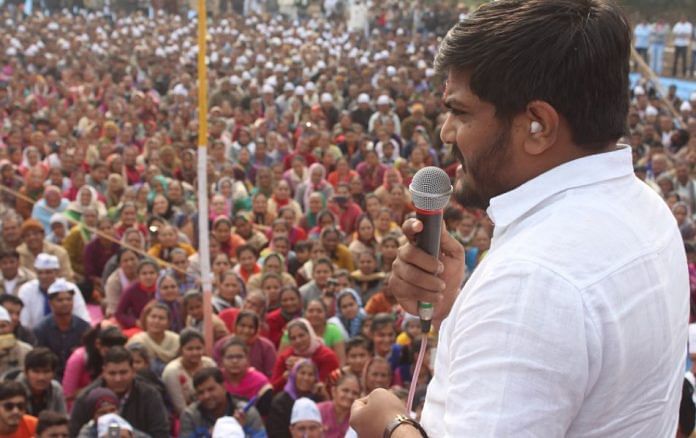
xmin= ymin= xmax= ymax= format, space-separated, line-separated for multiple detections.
xmin=350 ymin=0 xmax=688 ymax=437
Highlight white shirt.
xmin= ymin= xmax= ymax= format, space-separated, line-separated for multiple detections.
xmin=421 ymin=147 xmax=688 ymax=437
xmin=672 ymin=21 xmax=693 ymax=47
xmin=633 ymin=23 xmax=652 ymax=49
xmin=18 ymin=279 xmax=91 ymax=329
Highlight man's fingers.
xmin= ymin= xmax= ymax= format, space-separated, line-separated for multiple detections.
xmin=401 ymin=218 xmax=423 ymax=243
xmin=397 ymin=242 xmax=442 ymax=275
xmin=387 ymin=269 xmax=443 ymax=305
xmin=391 ymin=259 xmax=445 ymax=293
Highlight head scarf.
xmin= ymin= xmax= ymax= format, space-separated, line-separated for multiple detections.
xmin=21 ymin=146 xmax=41 ymax=168
xmin=147 ymin=175 xmax=170 ymax=203
xmin=68 ymin=185 xmax=104 ymax=216
xmin=155 ymin=274 xmax=183 ymax=333
xmin=262 ymin=252 xmax=287 ymax=274
xmin=283 ymin=359 xmax=318 ymax=400
xmin=335 ymin=288 xmax=366 ymax=338
xmin=85 ymin=387 xmax=119 ymax=417
xmin=289 ymin=318 xmax=322 ymax=357
xmin=303 ymin=163 xmax=329 ymax=210
xmin=304 ymin=192 xmax=326 ymax=229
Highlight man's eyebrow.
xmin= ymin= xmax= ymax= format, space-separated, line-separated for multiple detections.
xmin=443 ymin=98 xmax=466 ymax=110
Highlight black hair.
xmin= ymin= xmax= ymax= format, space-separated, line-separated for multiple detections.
xmin=193 ymin=366 xmax=224 ymax=388
xmin=126 ymin=343 xmax=151 ymax=364
xmin=0 ymin=248 xmax=19 ymax=260
xmin=102 ymin=346 xmax=133 ymax=367
xmin=370 ymin=313 xmax=395 ymax=333
xmin=314 ymin=257 xmax=334 ymax=271
xmin=235 ymin=244 xmax=257 ymax=259
xmin=334 ymin=371 xmax=361 ymax=389
xmin=36 ymin=411 xmax=68 ymax=435
xmin=434 ymin=0 xmax=630 ymax=150
xmin=137 ymin=258 xmax=159 ymax=273
xmin=84 ymin=325 xmax=127 ymax=379
xmin=0 ymin=381 xmax=26 ymax=402
xmin=221 ymin=336 xmax=249 ymax=355
xmin=0 ymin=294 xmax=23 ymax=308
xmin=346 ymin=335 xmax=373 ymax=355
xmin=25 ymin=347 xmax=59 ymax=372
xmin=295 ymin=240 xmax=313 ymax=253
xmin=235 ymin=310 xmax=260 ymax=331
xmin=179 ymin=328 xmax=205 ymax=348
xmin=116 ymin=247 xmax=140 ymax=264
xmin=443 ymin=206 xmax=465 ymax=223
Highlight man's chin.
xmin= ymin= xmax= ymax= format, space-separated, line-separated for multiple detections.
xmin=454 ymin=179 xmax=489 ymax=210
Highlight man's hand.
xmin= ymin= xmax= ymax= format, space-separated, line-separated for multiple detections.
xmin=350 ymin=389 xmax=408 ymax=437
xmin=387 ymin=218 xmax=465 ymax=327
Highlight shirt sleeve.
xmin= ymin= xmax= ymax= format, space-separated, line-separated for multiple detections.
xmin=436 ymin=260 xmax=593 ymax=437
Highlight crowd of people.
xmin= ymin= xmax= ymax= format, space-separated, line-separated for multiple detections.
xmin=633 ymin=14 xmax=696 ymax=78
xmin=0 ymin=0 xmax=694 ymax=437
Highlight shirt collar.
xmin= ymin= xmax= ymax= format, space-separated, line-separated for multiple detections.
xmin=487 ymin=146 xmax=634 ymax=229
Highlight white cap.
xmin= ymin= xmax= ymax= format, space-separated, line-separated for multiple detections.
xmin=241 ymin=71 xmax=252 ymax=81
xmin=261 ymin=84 xmax=274 ymax=94
xmin=283 ymin=82 xmax=295 ymax=92
xmin=230 ymin=75 xmax=241 ymax=86
xmin=386 ymin=66 xmax=397 ymax=77
xmin=212 ymin=417 xmax=244 ymax=438
xmin=691 ymin=92 xmax=696 ymax=102
xmin=425 ymin=68 xmax=435 ymax=78
xmin=357 ymin=93 xmax=370 ymax=104
xmin=0 ymin=306 xmax=10 ymax=323
xmin=295 ymin=86 xmax=306 ymax=96
xmin=48 ymin=278 xmax=74 ymax=296
xmin=290 ymin=398 xmax=322 ymax=425
xmin=634 ymin=85 xmax=645 ymax=96
xmin=681 ymin=101 xmax=693 ymax=112
xmin=35 ymin=253 xmax=59 ymax=271
xmin=645 ymin=105 xmax=658 ymax=117
xmin=305 ymin=82 xmax=316 ymax=91
xmin=97 ymin=414 xmax=133 ymax=438
xmin=320 ymin=93 xmax=333 ymax=104
xmin=377 ymin=95 xmax=391 ymax=106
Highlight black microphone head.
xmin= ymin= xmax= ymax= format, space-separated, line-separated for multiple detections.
xmin=409 ymin=166 xmax=453 ymax=211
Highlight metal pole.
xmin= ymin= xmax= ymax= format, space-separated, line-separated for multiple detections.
xmin=196 ymin=0 xmax=213 ymax=355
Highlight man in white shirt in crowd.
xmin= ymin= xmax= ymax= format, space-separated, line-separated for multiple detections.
xmin=17 ymin=254 xmax=90 ymax=330
xmin=633 ymin=17 xmax=652 ymax=63
xmin=672 ymin=14 xmax=693 ymax=77
xmin=351 ymin=0 xmax=688 ymax=437
xmin=0 ymin=249 xmax=35 ymax=296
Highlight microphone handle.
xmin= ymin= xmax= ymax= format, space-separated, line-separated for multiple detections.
xmin=415 ymin=210 xmax=443 ymax=331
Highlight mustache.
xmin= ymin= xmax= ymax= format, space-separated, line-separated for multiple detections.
xmin=451 ymin=144 xmax=465 ymax=167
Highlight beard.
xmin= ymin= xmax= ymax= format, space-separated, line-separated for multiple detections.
xmin=452 ymin=126 xmax=512 ymax=210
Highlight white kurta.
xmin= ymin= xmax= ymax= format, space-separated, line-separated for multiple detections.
xmin=422 ymin=147 xmax=688 ymax=437
xmin=18 ymin=279 xmax=92 ymax=329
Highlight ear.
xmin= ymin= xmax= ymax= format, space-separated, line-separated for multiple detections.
xmin=521 ymin=100 xmax=559 ymax=156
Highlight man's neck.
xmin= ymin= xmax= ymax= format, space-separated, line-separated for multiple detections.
xmin=211 ymin=395 xmax=229 ymax=418
xmin=54 ymin=314 xmax=72 ymax=330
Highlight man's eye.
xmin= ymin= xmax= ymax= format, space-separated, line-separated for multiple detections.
xmin=449 ymin=109 xmax=466 ymax=116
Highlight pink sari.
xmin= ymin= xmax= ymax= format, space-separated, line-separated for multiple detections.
xmin=224 ymin=367 xmax=270 ymax=400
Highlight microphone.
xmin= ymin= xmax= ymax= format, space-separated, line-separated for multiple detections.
xmin=408 ymin=166 xmax=453 ymax=333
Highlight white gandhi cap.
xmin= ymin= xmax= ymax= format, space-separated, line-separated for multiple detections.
xmin=290 ymin=397 xmax=322 ymax=425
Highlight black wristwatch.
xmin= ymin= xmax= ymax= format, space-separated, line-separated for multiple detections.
xmin=383 ymin=415 xmax=428 ymax=438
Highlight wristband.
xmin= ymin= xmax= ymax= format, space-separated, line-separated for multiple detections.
xmin=383 ymin=415 xmax=428 ymax=438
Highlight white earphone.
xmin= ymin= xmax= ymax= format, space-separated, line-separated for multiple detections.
xmin=530 ymin=121 xmax=542 ymax=134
